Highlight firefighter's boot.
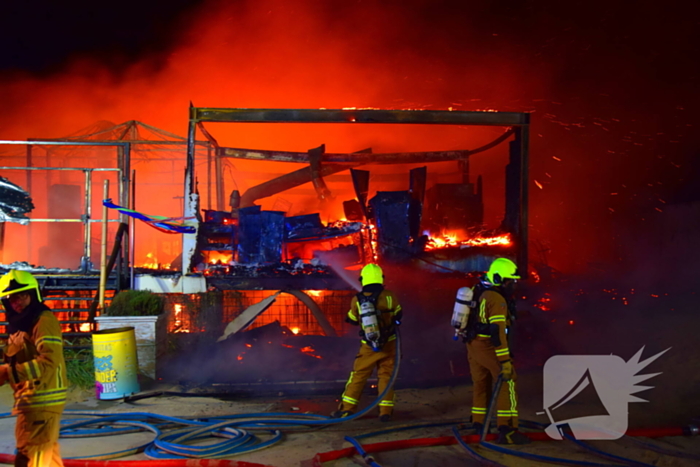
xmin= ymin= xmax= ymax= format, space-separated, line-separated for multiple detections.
xmin=496 ymin=425 xmax=531 ymax=445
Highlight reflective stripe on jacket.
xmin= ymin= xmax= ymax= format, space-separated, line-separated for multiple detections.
xmin=5 ymin=310 xmax=67 ymax=413
xmin=476 ymin=289 xmax=511 ymax=363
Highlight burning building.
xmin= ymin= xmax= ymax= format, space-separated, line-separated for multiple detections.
xmin=0 ymin=107 xmax=530 ymax=386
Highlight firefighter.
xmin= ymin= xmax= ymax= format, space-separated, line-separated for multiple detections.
xmin=466 ymin=258 xmax=531 ymax=444
xmin=0 ymin=270 xmax=67 ymax=467
xmin=332 ymin=263 xmax=402 ymax=422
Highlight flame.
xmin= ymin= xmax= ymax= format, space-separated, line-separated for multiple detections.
xmin=290 ymin=327 xmax=301 ymax=335
xmin=79 ymin=323 xmax=92 ymax=332
xmin=425 ymin=232 xmax=512 ymax=250
xmin=306 ymin=290 xmax=323 ymax=297
xmin=205 ymin=251 xmax=233 ymax=264
xmin=171 ymin=303 xmax=191 ymax=333
xmin=138 ymin=252 xmax=159 ymax=269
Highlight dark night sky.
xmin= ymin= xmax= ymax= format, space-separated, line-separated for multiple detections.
xmin=1 ymin=0 xmax=699 ymax=273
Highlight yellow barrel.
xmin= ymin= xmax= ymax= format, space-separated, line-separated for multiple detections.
xmin=92 ymin=327 xmax=140 ymax=400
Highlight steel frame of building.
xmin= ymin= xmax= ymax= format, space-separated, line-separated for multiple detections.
xmin=184 ymin=107 xmax=530 ymax=276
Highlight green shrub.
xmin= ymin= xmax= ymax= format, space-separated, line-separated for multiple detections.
xmin=105 ymin=289 xmax=164 ymax=317
xmin=64 ymin=348 xmax=95 ymax=390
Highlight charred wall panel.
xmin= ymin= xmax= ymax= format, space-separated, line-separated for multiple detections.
xmin=370 ymin=191 xmax=415 ymax=262
xmin=424 ymin=183 xmax=483 ymax=233
xmin=237 ymin=206 xmax=262 ymax=264
xmin=260 ymin=211 xmax=285 ymax=263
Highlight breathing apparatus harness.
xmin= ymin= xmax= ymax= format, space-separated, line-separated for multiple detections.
xmin=452 ymin=276 xmax=516 ymax=347
xmin=356 ymin=287 xmax=389 ymax=352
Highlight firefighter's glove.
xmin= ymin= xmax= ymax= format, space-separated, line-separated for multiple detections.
xmin=500 ymin=361 xmax=513 ymax=381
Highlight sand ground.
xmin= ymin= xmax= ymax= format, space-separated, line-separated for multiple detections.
xmin=0 ymin=370 xmax=698 ymax=467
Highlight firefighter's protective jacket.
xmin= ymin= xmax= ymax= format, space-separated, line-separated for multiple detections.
xmin=347 ymin=288 xmax=402 ymax=346
xmin=4 ymin=304 xmax=67 ymax=414
xmin=475 ymin=289 xmax=511 ymax=363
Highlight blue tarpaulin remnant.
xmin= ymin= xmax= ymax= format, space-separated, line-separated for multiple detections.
xmin=285 ymin=214 xmax=325 ymax=241
xmin=102 ymin=199 xmax=196 ymax=234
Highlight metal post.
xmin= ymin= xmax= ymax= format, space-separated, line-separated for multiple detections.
xmin=517 ymin=126 xmax=529 ymax=276
xmin=215 ymin=147 xmax=224 ymax=211
xmin=130 ymin=169 xmax=136 ymax=289
xmin=183 ymin=110 xmax=197 ymax=275
xmin=82 ymin=169 xmax=93 ymax=272
xmin=25 ymin=144 xmax=32 ymax=262
xmin=99 ymin=180 xmax=109 ymax=311
xmin=206 ymin=143 xmax=212 ymax=210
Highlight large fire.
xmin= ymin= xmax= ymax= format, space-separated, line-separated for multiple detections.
xmin=424 ymin=232 xmax=512 ymax=250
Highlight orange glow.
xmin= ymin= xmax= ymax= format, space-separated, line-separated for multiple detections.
xmin=79 ymin=323 xmax=92 ymax=332
xmin=170 ymin=304 xmax=191 ymax=333
xmin=204 ymin=251 xmax=233 ymax=265
xmin=0 ymin=0 xmax=548 ymax=273
xmin=306 ymin=290 xmax=323 ymax=297
xmin=530 ymin=270 xmax=541 ymax=283
xmin=425 ymin=232 xmax=511 ymax=250
xmin=237 ymin=354 xmax=244 ymax=361
xmin=300 ymin=345 xmax=322 ymax=359
xmin=290 ymin=327 xmax=301 ymax=335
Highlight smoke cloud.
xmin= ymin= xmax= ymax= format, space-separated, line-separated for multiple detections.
xmin=0 ymin=0 xmax=697 ymax=274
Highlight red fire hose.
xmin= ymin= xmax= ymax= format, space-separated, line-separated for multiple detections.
xmin=0 ymin=455 xmax=276 ymax=467
xmin=312 ymin=426 xmax=689 ymax=466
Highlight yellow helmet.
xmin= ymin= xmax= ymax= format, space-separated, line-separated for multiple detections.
xmin=0 ymin=270 xmax=42 ymax=301
xmin=360 ymin=263 xmax=384 ymax=286
xmin=486 ymin=258 xmax=520 ymax=285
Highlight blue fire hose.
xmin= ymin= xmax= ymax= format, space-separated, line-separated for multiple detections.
xmin=0 ymin=328 xmax=404 ymax=460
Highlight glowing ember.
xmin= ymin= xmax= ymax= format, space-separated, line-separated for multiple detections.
xmin=300 ymin=345 xmax=322 ymax=359
xmin=237 ymin=354 xmax=244 ymax=361
xmin=533 ymin=294 xmax=552 ymax=311
xmin=425 ymin=232 xmax=511 ymax=250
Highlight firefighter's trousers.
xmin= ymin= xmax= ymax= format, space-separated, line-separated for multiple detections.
xmin=339 ymin=341 xmax=397 ymax=416
xmin=14 ymin=409 xmax=64 ymax=467
xmin=466 ymin=339 xmax=519 ymax=429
